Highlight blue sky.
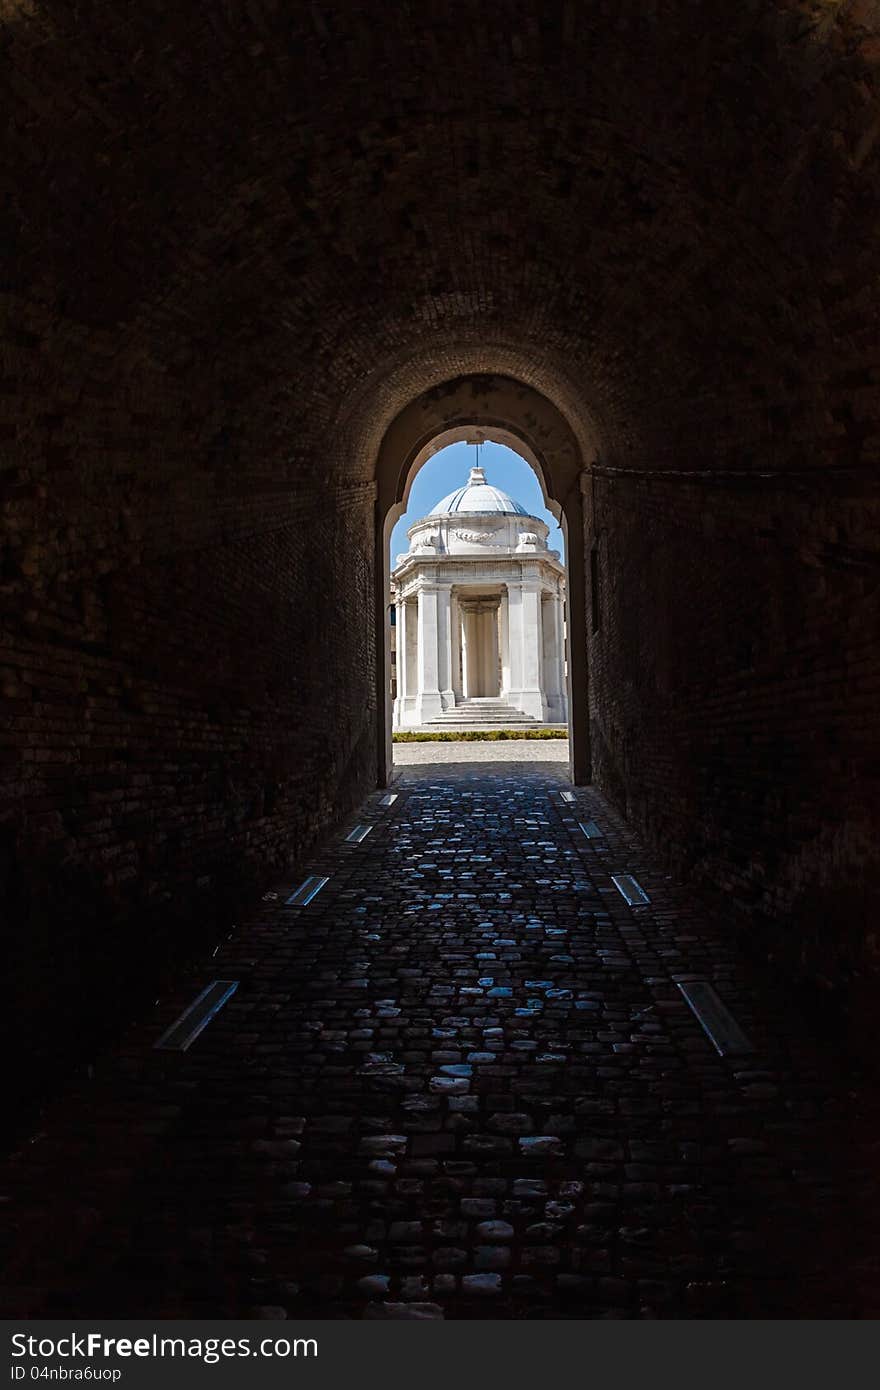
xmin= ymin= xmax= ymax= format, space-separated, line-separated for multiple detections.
xmin=390 ymin=441 xmax=565 ymax=564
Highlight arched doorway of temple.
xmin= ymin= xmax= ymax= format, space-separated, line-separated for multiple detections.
xmin=374 ymin=375 xmax=593 ymax=786
xmin=388 ymin=441 xmax=569 ymax=764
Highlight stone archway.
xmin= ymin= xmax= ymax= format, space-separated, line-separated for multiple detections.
xmin=374 ymin=374 xmax=592 ymax=787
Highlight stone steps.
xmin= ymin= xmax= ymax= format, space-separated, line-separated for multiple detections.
xmin=425 ymin=698 xmax=540 ymax=727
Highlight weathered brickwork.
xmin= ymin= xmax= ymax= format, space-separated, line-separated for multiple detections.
xmin=1 ymin=0 xmax=879 ymax=1103
xmin=587 ymin=467 xmax=880 ymax=1044
xmin=2 ymin=500 xmax=376 ymax=1119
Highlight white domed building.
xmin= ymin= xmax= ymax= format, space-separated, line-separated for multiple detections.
xmin=391 ymin=465 xmax=567 ymax=729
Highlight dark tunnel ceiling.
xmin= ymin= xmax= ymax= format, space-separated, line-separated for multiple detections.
xmin=2 ymin=0 xmax=879 ymax=473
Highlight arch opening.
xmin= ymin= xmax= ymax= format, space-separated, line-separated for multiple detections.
xmin=373 ymin=375 xmax=593 ymax=789
xmin=389 ymin=440 xmax=569 ymax=748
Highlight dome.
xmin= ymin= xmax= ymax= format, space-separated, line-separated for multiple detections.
xmin=429 ymin=465 xmax=529 ymax=517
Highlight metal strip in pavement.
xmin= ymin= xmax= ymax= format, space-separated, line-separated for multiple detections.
xmin=345 ymin=824 xmax=373 ymax=843
xmin=379 ymin=793 xmax=399 ymax=806
xmin=154 ymin=980 xmax=239 ymax=1052
xmin=611 ymin=873 xmax=650 ymax=905
xmin=558 ymin=791 xmax=575 ymax=803
xmin=677 ymin=980 xmax=754 ymax=1056
xmin=285 ymin=874 xmax=329 ymax=906
xmin=579 ymin=820 xmax=603 ymax=839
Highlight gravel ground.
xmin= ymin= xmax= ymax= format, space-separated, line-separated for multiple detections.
xmin=394 ymin=739 xmax=570 ymax=765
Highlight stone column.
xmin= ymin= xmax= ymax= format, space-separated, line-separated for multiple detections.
xmin=462 ymin=608 xmax=472 ymax=696
xmin=542 ymin=592 xmax=559 ymax=716
xmin=499 ymin=587 xmax=510 ymax=696
xmin=436 ymin=585 xmax=455 ymax=710
xmin=506 ymin=583 xmax=524 ymax=698
xmin=554 ymin=593 xmax=568 ymax=723
xmin=460 ymin=604 xmax=470 ymax=698
xmin=392 ymin=598 xmax=407 ymax=728
xmin=506 ymin=580 xmax=546 ymax=720
xmin=522 ymin=582 xmax=545 ymax=716
xmin=405 ymin=597 xmax=419 ymax=725
xmin=450 ymin=591 xmax=462 ymax=701
xmin=487 ymin=602 xmax=501 ymax=696
xmin=541 ymin=589 xmax=567 ymax=724
xmin=414 ymin=585 xmax=443 ymax=723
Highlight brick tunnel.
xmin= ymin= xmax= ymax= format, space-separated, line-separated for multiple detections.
xmin=1 ymin=1 xmax=879 ymax=1320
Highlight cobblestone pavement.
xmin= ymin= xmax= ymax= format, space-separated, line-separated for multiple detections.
xmin=2 ymin=762 xmax=878 ymax=1319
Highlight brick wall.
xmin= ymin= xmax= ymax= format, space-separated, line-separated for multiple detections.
xmin=587 ymin=463 xmax=880 ymax=1043
xmin=2 ymin=498 xmax=376 ymax=1117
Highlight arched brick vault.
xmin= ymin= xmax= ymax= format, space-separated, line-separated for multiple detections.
xmin=1 ymin=0 xmax=879 ymax=1102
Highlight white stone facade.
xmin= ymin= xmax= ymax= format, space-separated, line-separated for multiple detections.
xmin=391 ymin=467 xmax=568 ymax=728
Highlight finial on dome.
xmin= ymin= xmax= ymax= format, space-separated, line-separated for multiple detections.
xmin=468 ymin=465 xmax=487 ymax=485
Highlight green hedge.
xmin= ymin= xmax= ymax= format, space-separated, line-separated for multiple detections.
xmin=393 ymin=729 xmax=568 ymax=742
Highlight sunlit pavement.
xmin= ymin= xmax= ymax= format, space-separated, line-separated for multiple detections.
xmin=393 ymin=739 xmax=570 ymax=764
